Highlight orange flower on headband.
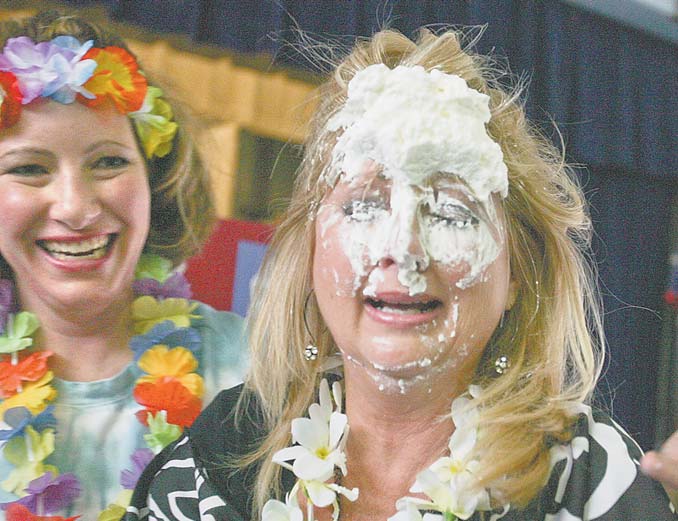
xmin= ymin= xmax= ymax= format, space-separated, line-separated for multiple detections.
xmin=80 ymin=46 xmax=146 ymax=113
xmin=0 ymin=70 xmax=22 ymax=129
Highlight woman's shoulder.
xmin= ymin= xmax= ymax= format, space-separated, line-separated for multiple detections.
xmin=126 ymin=385 xmax=263 ymax=520
xmin=125 ymin=433 xmax=245 ymax=521
xmin=193 ymin=303 xmax=249 ymax=396
xmin=189 ymin=383 xmax=266 ymax=475
xmin=525 ymin=404 xmax=676 ymax=520
xmin=194 ymin=302 xmax=245 ymax=340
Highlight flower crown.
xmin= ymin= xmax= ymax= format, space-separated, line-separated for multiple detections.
xmin=0 ymin=36 xmax=177 ymax=159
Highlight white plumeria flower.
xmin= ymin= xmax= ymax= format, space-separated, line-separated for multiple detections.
xmin=388 ymin=500 xmax=444 ymax=521
xmin=391 ymin=388 xmax=492 ymax=521
xmin=262 ymin=497 xmax=304 ymax=521
xmin=270 ymin=379 xmax=358 ymax=519
xmin=273 ymin=379 xmax=349 ymax=481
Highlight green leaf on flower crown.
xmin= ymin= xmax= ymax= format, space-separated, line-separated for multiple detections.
xmin=0 ymin=312 xmax=40 ymax=354
xmin=3 ymin=426 xmax=55 ymax=466
xmin=144 ymin=410 xmax=182 ymax=454
xmin=134 ymin=254 xmax=173 ymax=282
xmin=130 ymin=86 xmax=178 ymax=159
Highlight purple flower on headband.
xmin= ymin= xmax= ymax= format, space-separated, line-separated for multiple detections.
xmin=133 ymin=272 xmax=192 ymax=300
xmin=0 ymin=36 xmax=97 ymax=104
xmin=120 ymin=448 xmax=154 ymax=489
xmin=9 ymin=471 xmax=81 ymax=514
xmin=0 ymin=279 xmax=17 ymax=334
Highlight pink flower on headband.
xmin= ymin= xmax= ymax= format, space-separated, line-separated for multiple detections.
xmin=0 ymin=36 xmax=97 ymax=104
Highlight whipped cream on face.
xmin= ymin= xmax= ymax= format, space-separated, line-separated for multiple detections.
xmin=321 ymin=64 xmax=508 ymax=297
xmin=325 ymin=64 xmax=508 ymax=200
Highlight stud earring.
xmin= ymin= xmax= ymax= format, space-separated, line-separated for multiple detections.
xmin=494 ymin=355 xmax=511 ymax=375
xmin=304 ymin=345 xmax=319 ymax=361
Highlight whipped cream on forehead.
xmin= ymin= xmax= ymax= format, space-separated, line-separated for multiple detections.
xmin=325 ymin=64 xmax=508 ymax=201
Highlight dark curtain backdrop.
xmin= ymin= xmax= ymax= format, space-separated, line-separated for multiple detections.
xmin=64 ymin=0 xmax=678 ymax=449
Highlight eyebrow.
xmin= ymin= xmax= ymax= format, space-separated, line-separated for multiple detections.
xmin=0 ymin=147 xmax=53 ymax=161
xmin=84 ymin=140 xmax=135 ymax=154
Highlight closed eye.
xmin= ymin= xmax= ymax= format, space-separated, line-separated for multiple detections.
xmin=342 ymin=199 xmax=388 ymax=222
xmin=424 ymin=202 xmax=479 ymax=229
xmin=91 ymin=155 xmax=130 ymax=170
xmin=6 ymin=163 xmax=49 ymax=177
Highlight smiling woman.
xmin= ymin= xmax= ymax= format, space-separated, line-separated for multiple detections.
xmin=126 ymin=27 xmax=677 ymax=521
xmin=0 ymin=100 xmax=151 ymax=319
xmin=0 ymin=10 xmax=247 ymax=521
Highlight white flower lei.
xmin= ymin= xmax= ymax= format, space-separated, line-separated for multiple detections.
xmin=262 ymin=380 xmax=505 ymax=521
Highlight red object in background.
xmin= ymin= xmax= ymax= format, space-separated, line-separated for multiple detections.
xmin=185 ymin=219 xmax=273 ymax=311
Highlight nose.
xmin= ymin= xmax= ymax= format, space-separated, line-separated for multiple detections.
xmin=48 ymin=169 xmax=102 ymax=230
xmin=379 ymin=208 xmax=429 ymax=273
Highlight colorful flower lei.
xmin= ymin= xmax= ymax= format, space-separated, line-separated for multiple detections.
xmin=264 ymin=381 xmax=503 ymax=521
xmin=0 ymin=36 xmax=177 ymax=159
xmin=0 ymin=254 xmax=204 ymax=520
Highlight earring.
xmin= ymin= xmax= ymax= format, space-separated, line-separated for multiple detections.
xmin=303 ymin=291 xmax=319 ymax=362
xmin=494 ymin=355 xmax=511 ymax=375
xmin=304 ymin=345 xmax=319 ymax=361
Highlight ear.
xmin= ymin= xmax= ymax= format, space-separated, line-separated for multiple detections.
xmin=505 ymin=278 xmax=519 ymax=310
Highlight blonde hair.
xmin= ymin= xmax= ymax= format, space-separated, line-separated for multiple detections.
xmin=242 ymin=27 xmax=604 ymax=514
xmin=0 ymin=10 xmax=214 ymax=276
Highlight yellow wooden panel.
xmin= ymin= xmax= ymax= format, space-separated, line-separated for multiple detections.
xmin=207 ymin=56 xmax=236 ymax=120
xmin=230 ymin=67 xmax=259 ymax=125
xmin=198 ymin=121 xmax=240 ymax=218
xmin=163 ymin=50 xmax=215 ymax=115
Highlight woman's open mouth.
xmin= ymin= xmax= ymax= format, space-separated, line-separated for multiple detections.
xmin=365 ymin=297 xmax=441 ymax=314
xmin=37 ymin=234 xmax=116 ymax=261
xmin=364 ymin=293 xmax=443 ymax=327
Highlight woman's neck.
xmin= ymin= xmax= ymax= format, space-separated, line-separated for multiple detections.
xmin=335 ymin=364 xmax=469 ymax=520
xmin=21 ymin=291 xmax=135 ymax=381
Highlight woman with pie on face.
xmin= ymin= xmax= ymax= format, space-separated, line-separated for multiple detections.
xmin=0 ymin=11 xmax=247 ymax=520
xmin=128 ymin=29 xmax=677 ymax=520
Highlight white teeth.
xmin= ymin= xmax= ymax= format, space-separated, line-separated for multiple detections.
xmin=378 ymin=305 xmax=423 ymax=315
xmin=50 ymin=248 xmax=107 ymax=261
xmin=41 ymin=236 xmax=111 ymax=259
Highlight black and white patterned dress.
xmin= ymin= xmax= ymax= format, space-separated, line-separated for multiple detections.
xmin=125 ymin=385 xmax=677 ymax=520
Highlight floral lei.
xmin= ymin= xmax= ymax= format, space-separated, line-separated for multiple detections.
xmin=0 ymin=35 xmax=177 ymax=159
xmin=263 ymin=380 xmax=507 ymax=521
xmin=0 ymin=254 xmax=205 ymax=520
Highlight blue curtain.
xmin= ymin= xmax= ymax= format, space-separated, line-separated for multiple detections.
xmin=64 ymin=0 xmax=678 ymax=449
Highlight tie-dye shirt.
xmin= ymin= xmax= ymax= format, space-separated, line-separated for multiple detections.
xmin=0 ymin=303 xmax=247 ymax=520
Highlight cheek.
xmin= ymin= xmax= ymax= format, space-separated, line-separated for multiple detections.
xmin=423 ymin=220 xmax=502 ymax=289
xmin=0 ymin=185 xmax=39 ymax=246
xmin=315 ymin=209 xmax=382 ymax=296
xmin=314 ymin=222 xmax=358 ymax=297
xmin=108 ymin=173 xmax=151 ymax=235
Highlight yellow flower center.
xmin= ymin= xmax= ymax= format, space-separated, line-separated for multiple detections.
xmin=316 ymin=446 xmax=330 ymax=459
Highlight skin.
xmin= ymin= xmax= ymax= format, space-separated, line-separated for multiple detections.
xmin=0 ymin=99 xmax=151 ymax=381
xmin=311 ymin=165 xmax=516 ymax=519
xmin=641 ymin=431 xmax=678 ymax=507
